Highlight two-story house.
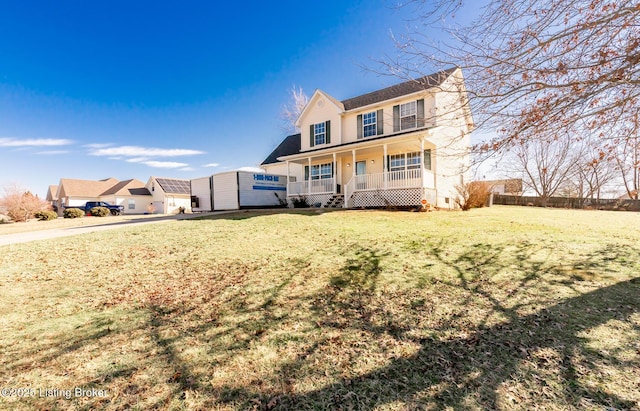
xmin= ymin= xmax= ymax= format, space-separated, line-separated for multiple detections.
xmin=262 ymin=67 xmax=473 ymax=209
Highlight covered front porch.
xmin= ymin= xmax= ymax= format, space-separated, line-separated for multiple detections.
xmin=283 ymin=136 xmax=436 ymax=208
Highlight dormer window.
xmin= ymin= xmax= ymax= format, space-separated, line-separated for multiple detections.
xmin=309 ymin=121 xmax=331 ymax=147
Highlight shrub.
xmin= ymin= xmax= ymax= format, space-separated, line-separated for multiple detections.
xmin=0 ymin=184 xmax=51 ymax=222
xmin=455 ymin=181 xmax=491 ymax=211
xmin=291 ymin=196 xmax=309 ymax=208
xmin=89 ymin=206 xmax=110 ymax=217
xmin=34 ymin=210 xmax=58 ymax=221
xmin=63 ymin=208 xmax=85 ymax=219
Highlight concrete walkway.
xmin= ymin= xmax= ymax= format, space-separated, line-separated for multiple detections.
xmin=0 ymin=213 xmax=219 ymax=247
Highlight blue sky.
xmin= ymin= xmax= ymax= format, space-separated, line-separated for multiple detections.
xmin=0 ymin=1 xmax=453 ymax=197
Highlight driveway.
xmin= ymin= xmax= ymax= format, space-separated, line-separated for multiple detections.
xmin=0 ymin=213 xmax=218 ymax=247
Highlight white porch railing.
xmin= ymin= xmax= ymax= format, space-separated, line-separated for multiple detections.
xmin=354 ymin=169 xmax=423 ymax=191
xmin=288 ymin=178 xmax=335 ymax=195
xmin=344 ymin=169 xmax=435 ymax=207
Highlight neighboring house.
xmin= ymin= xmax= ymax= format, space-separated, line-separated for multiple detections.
xmin=262 ymin=67 xmax=473 ymax=209
xmin=481 ymin=179 xmax=523 ymax=196
xmin=146 ymin=176 xmax=192 ymax=214
xmin=53 ymin=177 xmax=152 ymax=215
xmin=100 ymin=179 xmax=154 ymax=214
xmin=45 ymin=185 xmax=58 ymax=210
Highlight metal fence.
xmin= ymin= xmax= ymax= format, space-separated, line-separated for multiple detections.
xmin=492 ymin=194 xmax=640 ymax=211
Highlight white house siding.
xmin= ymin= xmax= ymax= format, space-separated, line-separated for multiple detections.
xmin=262 ymin=162 xmax=303 ymax=185
xmin=102 ymin=195 xmax=153 ymax=214
xmin=164 ymin=196 xmax=190 ymax=214
xmin=299 ymin=92 xmax=343 ymax=152
xmin=428 ymin=73 xmax=472 ymax=209
xmin=190 ymin=177 xmax=213 ymax=212
xmin=213 ymin=172 xmax=239 ymax=210
xmin=340 ymin=92 xmax=437 ymax=145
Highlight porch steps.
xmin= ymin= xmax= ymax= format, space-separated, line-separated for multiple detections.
xmin=323 ymin=194 xmax=344 ymax=208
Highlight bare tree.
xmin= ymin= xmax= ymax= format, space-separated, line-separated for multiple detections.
xmin=280 ymin=85 xmax=309 ymax=135
xmin=613 ymin=133 xmax=640 ymax=199
xmin=513 ymin=136 xmax=579 ymax=206
xmin=387 ymin=0 xmax=640 ymax=156
xmin=0 ymin=184 xmax=51 ymax=222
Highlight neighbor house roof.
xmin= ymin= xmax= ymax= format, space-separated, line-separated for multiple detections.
xmin=341 ymin=67 xmax=458 ymax=111
xmin=46 ymin=185 xmax=58 ymax=201
xmin=261 ymin=133 xmax=301 ymax=165
xmin=101 ymin=179 xmax=151 ymax=196
xmin=154 ymin=177 xmax=191 ymax=195
xmin=57 ymin=178 xmax=120 ymax=198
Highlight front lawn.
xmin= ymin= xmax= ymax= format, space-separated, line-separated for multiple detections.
xmin=0 ymin=207 xmax=638 ymax=410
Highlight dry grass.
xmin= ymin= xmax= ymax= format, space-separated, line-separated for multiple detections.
xmin=0 ymin=206 xmax=638 ymax=410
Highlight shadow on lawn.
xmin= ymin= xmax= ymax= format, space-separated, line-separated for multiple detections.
xmin=6 ymin=242 xmax=638 ymax=410
xmin=208 ymin=241 xmax=640 ymax=410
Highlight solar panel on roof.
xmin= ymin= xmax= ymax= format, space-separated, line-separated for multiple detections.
xmin=156 ymin=178 xmax=190 ymax=194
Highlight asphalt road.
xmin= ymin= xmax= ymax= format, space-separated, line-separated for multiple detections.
xmin=0 ymin=213 xmax=218 ymax=247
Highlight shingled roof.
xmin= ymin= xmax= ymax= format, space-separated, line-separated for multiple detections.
xmin=341 ymin=67 xmax=458 ymax=111
xmin=57 ymin=177 xmax=119 ymax=198
xmin=261 ymin=133 xmax=301 ymax=165
xmin=101 ymin=179 xmax=151 ymax=196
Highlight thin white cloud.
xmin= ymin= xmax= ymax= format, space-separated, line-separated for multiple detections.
xmin=0 ymin=138 xmax=73 ymax=147
xmin=89 ymin=145 xmax=205 ymax=157
xmin=203 ymin=163 xmax=220 ymax=168
xmin=142 ymin=161 xmax=189 ymax=169
xmin=84 ymin=143 xmax=113 ymax=149
xmin=35 ymin=150 xmax=70 ymax=155
xmin=126 ymin=157 xmax=149 ymax=163
xmin=179 ymin=167 xmax=196 ymax=172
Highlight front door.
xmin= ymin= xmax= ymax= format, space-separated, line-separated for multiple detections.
xmin=356 ymin=161 xmax=366 ymax=190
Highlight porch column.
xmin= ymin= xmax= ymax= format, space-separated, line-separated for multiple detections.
xmin=383 ymin=144 xmax=388 ymax=189
xmin=333 ymin=152 xmax=337 ymax=194
xmin=351 ymin=150 xmax=356 ymax=179
xmin=307 ymin=157 xmax=312 ymax=195
xmin=420 ymin=138 xmax=425 ymax=188
xmin=286 ymin=160 xmax=290 ymax=195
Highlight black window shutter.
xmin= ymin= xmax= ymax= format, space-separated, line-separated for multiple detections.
xmin=309 ymin=124 xmax=315 ymax=147
xmin=325 ymin=120 xmax=331 ymax=144
xmin=357 ymin=114 xmax=363 ymax=139
xmin=376 ymin=109 xmax=384 ymax=135
xmin=424 ymin=149 xmax=432 ymax=170
xmin=417 ymin=99 xmax=425 ymax=128
xmin=304 ymin=165 xmax=309 ymax=181
xmin=393 ymin=105 xmax=400 ymax=132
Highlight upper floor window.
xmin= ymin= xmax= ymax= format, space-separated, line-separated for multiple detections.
xmin=357 ymin=109 xmax=384 ymax=139
xmin=363 ymin=112 xmax=377 ymax=137
xmin=309 ymin=121 xmax=331 ymax=147
xmin=393 ymin=99 xmax=425 ymax=132
xmin=400 ymin=101 xmax=417 ymax=130
xmin=314 ymin=122 xmax=326 ymax=145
